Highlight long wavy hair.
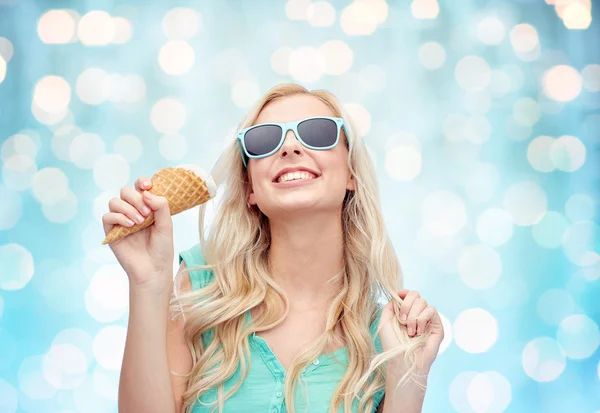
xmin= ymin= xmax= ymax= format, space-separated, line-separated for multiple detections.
xmin=170 ymin=83 xmax=429 ymax=413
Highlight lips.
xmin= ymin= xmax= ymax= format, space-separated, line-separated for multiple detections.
xmin=272 ymin=166 xmax=321 ymax=182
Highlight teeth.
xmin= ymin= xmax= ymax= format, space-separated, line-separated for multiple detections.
xmin=277 ymin=171 xmax=316 ymax=183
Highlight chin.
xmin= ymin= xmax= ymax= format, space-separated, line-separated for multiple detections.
xmin=259 ymin=198 xmax=321 ymax=218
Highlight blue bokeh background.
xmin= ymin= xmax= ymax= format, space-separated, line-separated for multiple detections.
xmin=0 ymin=1 xmax=599 ymax=412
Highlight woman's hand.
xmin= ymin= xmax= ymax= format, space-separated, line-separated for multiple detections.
xmin=378 ymin=289 xmax=445 ymax=375
xmin=101 ymin=177 xmax=175 ymax=293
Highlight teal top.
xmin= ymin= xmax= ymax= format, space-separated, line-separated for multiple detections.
xmin=178 ymin=244 xmax=385 ymax=413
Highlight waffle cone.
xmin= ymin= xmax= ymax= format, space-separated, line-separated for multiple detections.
xmin=102 ymin=167 xmax=215 ymax=245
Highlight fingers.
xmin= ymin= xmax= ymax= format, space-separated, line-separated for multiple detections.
xmin=109 ymin=196 xmax=144 ymax=224
xmin=406 ymin=297 xmax=428 ymax=337
xmin=416 ymin=306 xmax=437 ymax=335
xmin=399 ymin=290 xmax=420 ymax=324
xmin=102 ymin=179 xmax=153 ymax=236
xmin=120 ymin=186 xmax=151 ymax=217
xmin=142 ymin=191 xmax=172 ymax=236
xmin=134 ymin=176 xmax=152 ymax=192
xmin=102 ymin=211 xmax=135 ymax=235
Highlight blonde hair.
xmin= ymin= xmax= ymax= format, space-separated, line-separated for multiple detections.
xmin=171 ymin=83 xmax=429 ymax=413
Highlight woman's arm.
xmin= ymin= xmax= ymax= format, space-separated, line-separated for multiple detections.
xmin=167 ymin=264 xmax=194 ymax=412
xmin=118 ymin=262 xmax=193 ymax=413
xmin=380 ymin=368 xmax=427 ymax=413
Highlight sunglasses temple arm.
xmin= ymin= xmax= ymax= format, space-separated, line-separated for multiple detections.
xmin=237 ymin=139 xmax=248 ymax=168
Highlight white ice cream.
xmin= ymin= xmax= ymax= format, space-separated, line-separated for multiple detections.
xmin=177 ymin=163 xmax=218 ymax=198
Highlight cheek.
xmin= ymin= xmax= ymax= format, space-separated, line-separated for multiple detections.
xmin=322 ymin=151 xmax=349 ymax=177
xmin=248 ymin=161 xmax=272 ymax=190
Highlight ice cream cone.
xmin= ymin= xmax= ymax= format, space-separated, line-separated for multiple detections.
xmin=102 ymin=166 xmax=217 ymax=245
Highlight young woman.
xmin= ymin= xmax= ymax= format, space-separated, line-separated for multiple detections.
xmin=103 ymin=84 xmax=444 ymax=413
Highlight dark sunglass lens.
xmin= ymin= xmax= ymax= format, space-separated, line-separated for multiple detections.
xmin=297 ymin=118 xmax=337 ymax=148
xmin=244 ymin=125 xmax=282 ymax=156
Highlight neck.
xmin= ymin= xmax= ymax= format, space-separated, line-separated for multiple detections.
xmin=268 ymin=211 xmax=345 ymax=310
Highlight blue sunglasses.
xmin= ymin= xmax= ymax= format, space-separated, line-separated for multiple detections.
xmin=237 ymin=116 xmax=347 ymax=167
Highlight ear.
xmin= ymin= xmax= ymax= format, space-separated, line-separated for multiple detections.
xmin=346 ymin=173 xmax=356 ymax=191
xmin=247 ymin=167 xmax=257 ymax=206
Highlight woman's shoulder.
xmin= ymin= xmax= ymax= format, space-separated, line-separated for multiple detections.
xmin=178 ymin=243 xmax=215 ymax=290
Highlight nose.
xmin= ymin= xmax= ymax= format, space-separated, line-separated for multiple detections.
xmin=278 ymin=128 xmax=304 ymax=160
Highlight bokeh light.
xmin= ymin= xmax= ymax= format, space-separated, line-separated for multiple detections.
xmin=0 ymin=243 xmax=34 ymax=291
xmin=562 ymin=221 xmax=599 ymax=267
xmin=93 ymin=325 xmax=127 ymax=370
xmin=542 ymin=65 xmax=582 ymax=102
xmin=549 ymin=135 xmax=586 ymax=172
xmin=31 ymin=167 xmax=70 ymax=206
xmin=78 ymin=11 xmax=115 ymax=46
xmin=42 ymin=343 xmax=88 ymax=389
xmin=33 ymin=76 xmax=71 ymax=114
xmin=307 ymin=1 xmax=336 ymax=27
xmin=286 ymin=0 xmax=311 ymax=20
xmin=84 ymin=265 xmax=129 ymax=323
xmin=69 ymin=132 xmax=106 ymax=169
xmin=113 ymin=134 xmax=143 ymax=163
xmin=476 ymin=208 xmax=514 ymax=247
xmin=455 ymin=55 xmax=492 ymax=91
xmin=581 ymin=64 xmax=600 ymax=92
xmin=463 ymin=162 xmax=500 ymax=203
xmin=468 ymin=372 xmax=512 ymax=413
xmin=320 ymin=40 xmax=353 ymax=75
xmin=457 ymin=244 xmax=502 ymax=290
xmin=385 ymin=145 xmax=422 ymax=182
xmin=150 ymin=98 xmax=187 ymax=133
xmin=0 ymin=379 xmax=18 ymax=413
xmin=158 ymin=40 xmax=195 ymax=75
xmin=112 ymin=17 xmax=133 ymax=44
xmin=419 ymin=42 xmax=446 ymax=70
xmin=0 ymin=56 xmax=6 ymax=84
xmin=411 ymin=0 xmax=439 ymax=19
xmin=359 ymin=64 xmax=387 ymax=92
xmin=2 ymin=154 xmax=37 ymax=191
xmin=463 ymin=90 xmax=491 ymax=115
xmin=0 ymin=185 xmax=22 ymax=230
xmin=231 ymin=80 xmax=261 ymax=108
xmin=0 ymin=37 xmax=14 ymax=62
xmin=76 ymin=68 xmax=108 ymax=105
xmin=343 ymin=103 xmax=371 ymax=137
xmin=340 ymin=0 xmax=388 ymax=35
xmin=18 ymin=355 xmax=57 ymax=400
xmin=513 ymin=97 xmax=540 ymax=127
xmin=531 ymin=211 xmax=570 ymax=249
xmin=565 ymin=193 xmax=595 ymax=221
xmin=162 ymin=8 xmax=201 ymax=40
xmin=159 ymin=134 xmax=188 ymax=161
xmin=41 ymin=190 xmax=78 ymax=223
xmin=453 ymin=308 xmax=498 ymax=354
xmin=537 ymin=289 xmax=575 ymax=326
xmin=421 ymin=191 xmax=467 ymax=237
xmin=289 ymin=46 xmax=324 ymax=83
xmin=477 ymin=16 xmax=506 ymax=45
xmin=37 ymin=9 xmax=77 ymax=44
xmin=528 ymin=135 xmax=556 ymax=172
xmin=557 ymin=315 xmax=600 ymax=359
xmin=561 ymin=2 xmax=592 ymax=30
xmin=92 ymin=154 xmax=130 ymax=191
xmin=502 ymin=181 xmax=548 ymax=226
xmin=522 ymin=337 xmax=566 ymax=382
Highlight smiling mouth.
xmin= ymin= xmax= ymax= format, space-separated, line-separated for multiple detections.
xmin=273 ymin=171 xmax=319 ymax=183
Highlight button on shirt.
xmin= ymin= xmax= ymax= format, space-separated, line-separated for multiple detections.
xmin=179 ymin=245 xmax=385 ymax=413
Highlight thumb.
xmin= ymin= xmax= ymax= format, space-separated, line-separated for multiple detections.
xmin=143 ymin=191 xmax=172 ymax=234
